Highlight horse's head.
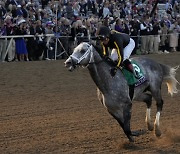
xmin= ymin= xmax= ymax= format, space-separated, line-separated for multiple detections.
xmin=64 ymin=42 xmax=93 ymax=71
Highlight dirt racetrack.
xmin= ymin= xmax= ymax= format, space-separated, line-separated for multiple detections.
xmin=0 ymin=52 xmax=180 ymax=154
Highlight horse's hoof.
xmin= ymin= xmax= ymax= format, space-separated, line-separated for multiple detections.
xmin=131 ymin=130 xmax=146 ymax=136
xmin=128 ymin=136 xmax=134 ymax=142
xmin=154 ymin=125 xmax=161 ymax=137
xmin=147 ymin=123 xmax=154 ymax=131
xmin=155 ymin=129 xmax=161 ymax=137
xmin=131 ymin=131 xmax=140 ymax=136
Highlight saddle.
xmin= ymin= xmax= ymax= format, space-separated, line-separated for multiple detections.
xmin=104 ymin=57 xmax=146 ymax=87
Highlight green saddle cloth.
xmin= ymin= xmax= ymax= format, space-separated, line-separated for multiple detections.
xmin=121 ymin=61 xmax=146 ymax=86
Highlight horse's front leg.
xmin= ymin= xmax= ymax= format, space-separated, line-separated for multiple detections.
xmin=108 ymin=101 xmax=135 ymax=142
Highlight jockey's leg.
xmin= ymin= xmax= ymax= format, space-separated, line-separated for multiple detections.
xmin=123 ymin=38 xmax=139 ymax=78
xmin=123 ymin=59 xmax=139 ymax=78
xmin=110 ymin=49 xmax=118 ymax=61
xmin=123 ymin=38 xmax=135 ymax=60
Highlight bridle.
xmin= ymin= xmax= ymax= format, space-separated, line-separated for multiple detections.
xmin=69 ymin=44 xmax=95 ymax=67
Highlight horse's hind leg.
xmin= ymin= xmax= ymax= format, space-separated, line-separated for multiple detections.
xmin=154 ymin=99 xmax=164 ymax=137
xmin=136 ymin=93 xmax=153 ymax=131
xmin=151 ymin=89 xmax=164 ymax=137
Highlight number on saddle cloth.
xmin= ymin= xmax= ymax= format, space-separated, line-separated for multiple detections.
xmin=122 ymin=61 xmax=146 ymax=87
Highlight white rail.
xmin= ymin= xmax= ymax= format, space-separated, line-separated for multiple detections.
xmin=0 ymin=34 xmax=71 ymax=61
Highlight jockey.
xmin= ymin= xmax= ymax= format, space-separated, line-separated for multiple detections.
xmin=97 ymin=26 xmax=138 ymax=77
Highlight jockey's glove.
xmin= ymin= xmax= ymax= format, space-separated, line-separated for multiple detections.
xmin=110 ymin=67 xmax=117 ymax=77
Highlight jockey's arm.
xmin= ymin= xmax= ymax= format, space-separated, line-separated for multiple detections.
xmin=92 ymin=40 xmax=105 ymax=57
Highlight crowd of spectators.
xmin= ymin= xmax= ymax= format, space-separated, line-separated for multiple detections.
xmin=0 ymin=0 xmax=180 ymax=62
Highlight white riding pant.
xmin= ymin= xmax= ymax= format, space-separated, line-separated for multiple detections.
xmin=110 ymin=38 xmax=135 ymax=62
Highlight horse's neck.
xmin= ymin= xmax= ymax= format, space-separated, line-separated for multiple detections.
xmin=87 ymin=50 xmax=119 ymax=93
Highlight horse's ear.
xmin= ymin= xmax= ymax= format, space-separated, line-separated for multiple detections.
xmin=89 ymin=41 xmax=96 ymax=48
xmin=89 ymin=44 xmax=94 ymax=50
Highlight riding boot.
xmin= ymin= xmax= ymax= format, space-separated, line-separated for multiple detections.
xmin=123 ymin=59 xmax=139 ymax=79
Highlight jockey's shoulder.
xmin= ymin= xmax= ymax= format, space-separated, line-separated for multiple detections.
xmin=111 ymin=30 xmax=130 ymax=39
xmin=111 ymin=30 xmax=121 ymax=35
xmin=111 ymin=30 xmax=128 ymax=36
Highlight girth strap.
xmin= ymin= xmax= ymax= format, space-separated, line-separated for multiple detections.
xmin=129 ymin=84 xmax=135 ymax=100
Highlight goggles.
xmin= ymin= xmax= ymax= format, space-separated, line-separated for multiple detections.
xmin=97 ymin=35 xmax=107 ymax=41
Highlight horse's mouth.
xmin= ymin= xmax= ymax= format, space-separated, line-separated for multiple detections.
xmin=64 ymin=60 xmax=75 ymax=72
xmin=68 ymin=65 xmax=75 ymax=72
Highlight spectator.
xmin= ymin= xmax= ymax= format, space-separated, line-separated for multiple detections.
xmin=11 ymin=5 xmax=17 ymax=19
xmin=159 ymin=21 xmax=169 ymax=53
xmin=165 ymin=0 xmax=173 ymax=15
xmin=3 ymin=15 xmax=15 ymax=62
xmin=113 ymin=7 xmax=120 ymax=18
xmin=102 ymin=17 xmax=110 ymax=27
xmin=119 ymin=3 xmax=126 ymax=18
xmin=85 ymin=17 xmax=97 ymax=38
xmin=0 ymin=3 xmax=6 ymax=21
xmin=0 ymin=20 xmax=7 ymax=62
xmin=66 ymin=2 xmax=74 ymax=19
xmin=172 ymin=1 xmax=180 ymax=17
xmin=27 ymin=19 xmax=39 ymax=61
xmin=21 ymin=2 xmax=28 ymax=19
xmin=129 ymin=15 xmax=140 ymax=55
xmin=114 ymin=18 xmax=124 ymax=32
xmin=75 ymin=19 xmax=88 ymax=44
xmin=97 ymin=0 xmax=103 ymax=18
xmin=28 ymin=5 xmax=36 ymax=20
xmin=145 ymin=17 xmax=154 ymax=54
xmin=14 ymin=18 xmax=29 ymax=61
xmin=44 ymin=21 xmax=54 ymax=60
xmin=169 ymin=20 xmax=180 ymax=52
xmin=103 ymin=2 xmax=111 ymax=18
xmin=124 ymin=2 xmax=132 ymax=16
xmin=148 ymin=19 xmax=161 ymax=54
xmin=162 ymin=15 xmax=171 ymax=28
xmin=16 ymin=5 xmax=23 ymax=17
xmin=41 ymin=0 xmax=49 ymax=9
xmin=89 ymin=0 xmax=96 ymax=14
xmin=58 ymin=17 xmax=71 ymax=57
xmin=73 ymin=2 xmax=80 ymax=17
xmin=35 ymin=20 xmax=46 ymax=60
xmin=79 ymin=0 xmax=87 ymax=16
xmin=140 ymin=15 xmax=151 ymax=54
xmin=123 ymin=18 xmax=130 ymax=34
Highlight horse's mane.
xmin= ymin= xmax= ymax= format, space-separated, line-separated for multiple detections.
xmin=91 ymin=44 xmax=116 ymax=68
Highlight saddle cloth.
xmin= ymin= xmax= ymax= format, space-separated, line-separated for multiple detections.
xmin=121 ymin=61 xmax=147 ymax=87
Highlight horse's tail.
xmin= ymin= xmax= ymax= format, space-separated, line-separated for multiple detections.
xmin=161 ymin=64 xmax=179 ymax=96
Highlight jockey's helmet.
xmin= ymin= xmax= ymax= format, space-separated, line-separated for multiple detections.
xmin=97 ymin=26 xmax=110 ymax=40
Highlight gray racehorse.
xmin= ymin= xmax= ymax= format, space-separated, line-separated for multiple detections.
xmin=64 ymin=42 xmax=179 ymax=142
